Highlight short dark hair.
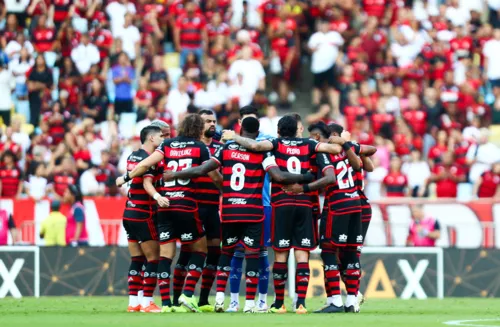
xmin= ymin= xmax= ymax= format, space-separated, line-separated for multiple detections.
xmin=239 ymin=105 xmax=258 ymax=118
xmin=328 ymin=123 xmax=344 ymax=136
xmin=199 ymin=109 xmax=215 ymax=116
xmin=68 ymin=184 xmax=83 ymax=204
xmin=308 ymin=121 xmax=330 ymax=139
xmin=1 ymin=150 xmax=16 ymax=163
xmin=286 ymin=112 xmax=302 ymax=123
xmin=140 ymin=125 xmax=161 ymax=144
xmin=277 ymin=115 xmax=298 ymax=138
xmin=242 ymin=116 xmax=260 ymax=134
xmin=178 ymin=114 xmax=204 ymax=139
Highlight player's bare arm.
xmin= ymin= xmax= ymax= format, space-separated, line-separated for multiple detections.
xmin=116 ymin=152 xmax=164 ymax=186
xmin=359 ymin=145 xmax=377 ymax=156
xmin=222 ymin=130 xmax=274 ymax=152
xmin=317 ymin=142 xmax=342 ymax=154
xmin=164 ymin=158 xmax=220 ymax=180
xmin=143 ymin=176 xmax=169 ymax=208
xmin=361 ymin=156 xmax=374 ymax=172
xmin=207 ymin=170 xmax=223 ymax=191
xmin=283 ymin=167 xmax=336 ymax=194
xmin=267 ymin=167 xmax=315 ymax=184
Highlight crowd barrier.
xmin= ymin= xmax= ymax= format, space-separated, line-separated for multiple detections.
xmin=1 ymin=197 xmax=499 ymax=248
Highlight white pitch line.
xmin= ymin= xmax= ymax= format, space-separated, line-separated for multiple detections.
xmin=443 ymin=319 xmax=500 ymax=327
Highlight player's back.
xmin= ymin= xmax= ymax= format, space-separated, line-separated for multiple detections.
xmin=271 ymin=137 xmax=318 ymax=207
xmin=216 ymin=143 xmax=274 ymax=222
xmin=156 ymin=136 xmax=211 ymax=211
xmin=323 ymin=149 xmax=361 ymax=214
xmin=193 ymin=140 xmax=223 ymax=206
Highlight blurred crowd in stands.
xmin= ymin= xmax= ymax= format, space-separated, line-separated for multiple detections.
xmin=0 ymin=0 xmax=500 ymax=201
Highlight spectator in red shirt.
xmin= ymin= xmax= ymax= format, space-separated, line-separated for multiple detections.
xmin=423 ymin=151 xmax=466 ymax=198
xmin=48 ymin=156 xmax=78 ymax=199
xmin=473 ymin=162 xmax=500 ymax=198
xmin=174 ymin=1 xmax=208 ymax=68
xmin=32 ymin=14 xmax=56 ymax=54
xmin=428 ymin=130 xmax=449 ymax=167
xmin=382 ymin=156 xmax=408 ymax=197
xmin=147 ymin=55 xmax=169 ymax=102
xmin=95 ymin=150 xmax=119 ymax=196
xmin=402 ymin=94 xmax=428 ymax=136
xmin=0 ymin=151 xmax=23 ymax=198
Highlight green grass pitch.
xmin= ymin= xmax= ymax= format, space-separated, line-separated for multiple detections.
xmin=1 ymin=297 xmax=500 ymax=327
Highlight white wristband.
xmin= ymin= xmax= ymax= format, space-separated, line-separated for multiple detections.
xmin=153 ymin=193 xmax=161 ymax=200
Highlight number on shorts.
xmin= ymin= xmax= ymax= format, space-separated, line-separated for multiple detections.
xmin=230 ymin=163 xmax=246 ymax=191
xmin=336 ymin=159 xmax=354 ymax=189
xmin=287 ymin=156 xmax=301 ymax=174
xmin=164 ymin=158 xmax=192 ymax=187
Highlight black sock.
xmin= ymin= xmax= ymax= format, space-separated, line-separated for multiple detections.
xmin=158 ymin=257 xmax=172 ymax=307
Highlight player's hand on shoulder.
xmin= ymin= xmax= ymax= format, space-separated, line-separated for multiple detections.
xmin=341 ymin=130 xmax=351 ymax=141
xmin=282 ymin=183 xmax=304 ymax=194
xmin=328 ymin=135 xmax=345 ymax=145
xmin=116 ymin=176 xmax=126 ymax=187
xmin=222 ymin=130 xmax=235 ymax=141
xmin=157 ymin=196 xmax=170 ymax=208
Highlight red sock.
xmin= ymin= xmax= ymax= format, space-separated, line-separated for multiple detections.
xmin=216 ymin=250 xmax=232 ymax=293
xmin=143 ymin=260 xmax=159 ymax=298
xmin=295 ymin=262 xmax=310 ymax=307
xmin=272 ymin=262 xmax=288 ymax=307
xmin=184 ymin=252 xmax=206 ymax=297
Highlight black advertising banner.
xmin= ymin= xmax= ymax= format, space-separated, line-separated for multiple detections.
xmin=0 ymin=247 xmax=499 ymax=298
xmin=0 ymin=246 xmax=38 ymax=297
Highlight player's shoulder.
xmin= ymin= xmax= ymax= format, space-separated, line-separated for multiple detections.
xmin=129 ymin=148 xmax=148 ymax=161
xmin=211 ymin=139 xmax=224 ymax=149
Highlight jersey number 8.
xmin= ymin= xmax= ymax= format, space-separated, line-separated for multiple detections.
xmin=230 ymin=163 xmax=246 ymax=191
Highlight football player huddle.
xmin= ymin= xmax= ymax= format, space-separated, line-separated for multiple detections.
xmin=116 ymin=106 xmax=376 ymax=314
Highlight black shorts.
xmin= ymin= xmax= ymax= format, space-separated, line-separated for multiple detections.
xmin=199 ymin=205 xmax=221 ymax=240
xmin=313 ymin=65 xmax=337 ymax=89
xmin=122 ymin=207 xmax=158 ymax=243
xmin=157 ymin=210 xmax=205 ymax=244
xmin=221 ymin=221 xmax=263 ymax=250
xmin=322 ymin=210 xmax=362 ymax=247
xmin=272 ymin=205 xmax=317 ymax=251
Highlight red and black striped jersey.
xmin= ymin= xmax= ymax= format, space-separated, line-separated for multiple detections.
xmin=355 ymin=161 xmax=369 ymax=203
xmin=212 ymin=143 xmax=277 ymax=223
xmin=50 ymin=172 xmax=78 ymax=197
xmin=318 ymin=144 xmax=362 ymax=214
xmin=194 ymin=140 xmax=223 ymax=207
xmin=0 ymin=167 xmax=22 ymax=198
xmin=156 ymin=137 xmax=211 ymax=212
xmin=126 ymin=149 xmax=161 ymax=207
xmin=270 ymin=137 xmax=320 ymax=207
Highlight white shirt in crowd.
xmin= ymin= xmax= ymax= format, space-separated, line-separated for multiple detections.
xmin=228 ymin=83 xmax=254 ymax=107
xmin=105 ymin=1 xmax=137 ymax=36
xmin=206 ymin=80 xmax=230 ymax=106
xmin=391 ymin=42 xmax=422 ymax=67
xmin=4 ymin=0 xmax=30 ymax=12
xmin=489 ymin=0 xmax=500 ymax=10
xmin=116 ymin=25 xmax=141 ymax=60
xmin=9 ymin=58 xmax=34 ymax=85
xmin=0 ymin=69 xmax=15 ymax=110
xmin=88 ymin=138 xmax=108 ymax=166
xmin=194 ymin=88 xmax=216 ymax=110
xmin=259 ymin=116 xmax=281 ymax=137
xmin=483 ymin=39 xmax=500 ymax=80
xmin=71 ymin=43 xmax=101 ymax=74
xmin=308 ymin=31 xmax=343 ymax=74
xmin=5 ymin=41 xmax=34 ymax=60
xmin=80 ymin=169 xmax=103 ymax=196
xmin=466 ymin=142 xmax=500 ymax=181
xmin=228 ymin=58 xmax=265 ymax=94
xmin=365 ymin=166 xmax=388 ymax=201
xmin=231 ymin=0 xmax=261 ymax=28
xmin=402 ymin=161 xmax=431 ymax=189
xmin=166 ymin=88 xmax=190 ymax=127
xmin=445 ymin=5 xmax=471 ymax=26
xmin=25 ymin=176 xmax=48 ymax=201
